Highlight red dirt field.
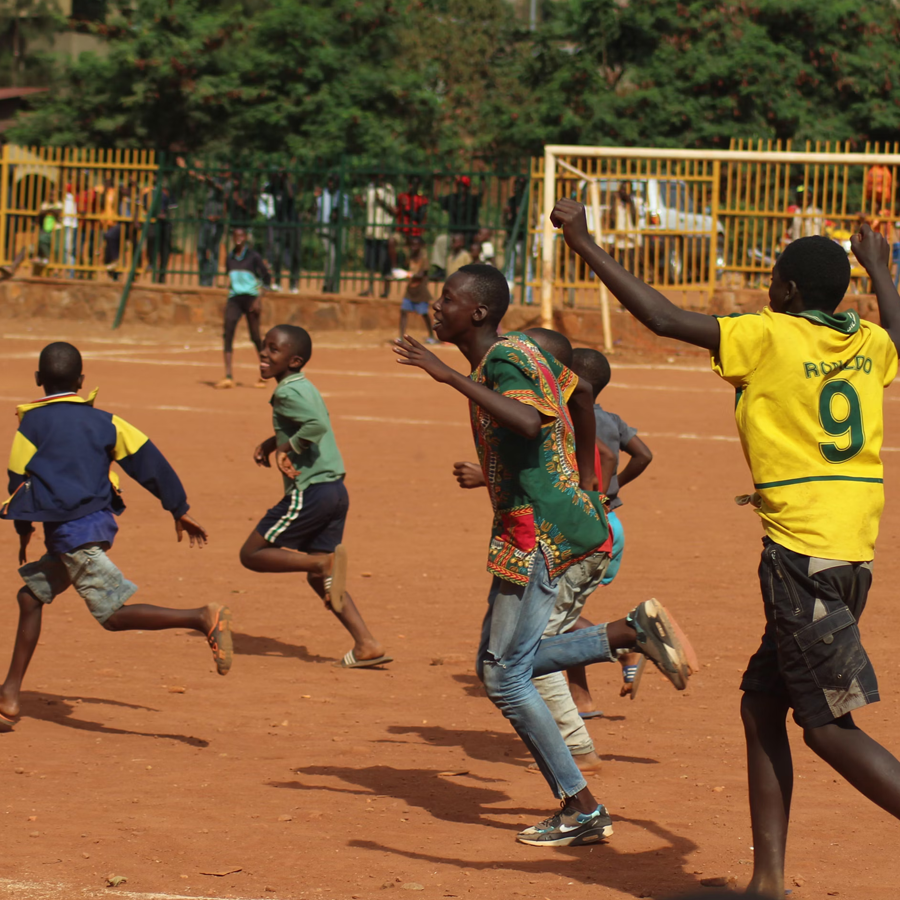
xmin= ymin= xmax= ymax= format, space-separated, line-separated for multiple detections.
xmin=0 ymin=317 xmax=898 ymax=900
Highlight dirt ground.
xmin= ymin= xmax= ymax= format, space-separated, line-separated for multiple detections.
xmin=0 ymin=316 xmax=898 ymax=900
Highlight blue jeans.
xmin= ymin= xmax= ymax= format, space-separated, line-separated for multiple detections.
xmin=476 ymin=552 xmax=614 ymax=799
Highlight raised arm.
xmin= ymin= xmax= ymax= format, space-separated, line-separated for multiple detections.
xmin=393 ymin=336 xmax=544 ymax=439
xmin=851 ymin=222 xmax=900 ymax=353
xmin=550 ymin=198 xmax=720 ymax=351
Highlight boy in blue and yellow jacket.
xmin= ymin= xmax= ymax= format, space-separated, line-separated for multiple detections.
xmin=0 ymin=341 xmax=232 ymax=730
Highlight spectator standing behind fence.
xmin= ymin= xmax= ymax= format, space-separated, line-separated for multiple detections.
xmin=393 ymin=175 xmax=428 ymax=269
xmin=76 ymin=174 xmax=100 ymax=279
xmin=361 ymin=173 xmax=396 ymax=298
xmin=316 ymin=174 xmax=350 ymax=294
xmin=268 ymin=172 xmax=301 ymax=294
xmin=503 ymin=176 xmax=528 ymax=282
xmin=446 ymin=233 xmax=472 ymax=278
xmin=612 ymin=182 xmax=641 ymax=271
xmin=35 ymin=188 xmax=62 ymax=276
xmin=62 ymin=184 xmax=77 ymax=277
xmin=100 ymin=177 xmax=120 ymax=280
xmin=431 ymin=176 xmax=483 ymax=278
xmin=176 ymin=157 xmax=228 ymax=288
xmin=142 ymin=182 xmax=174 ymax=284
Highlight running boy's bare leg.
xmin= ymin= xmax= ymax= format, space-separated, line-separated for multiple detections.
xmin=741 ymin=691 xmax=793 ymax=899
xmin=399 ymin=310 xmax=409 ymax=339
xmin=240 ymin=531 xmax=386 ymax=661
xmin=0 ymin=588 xmax=44 ymax=720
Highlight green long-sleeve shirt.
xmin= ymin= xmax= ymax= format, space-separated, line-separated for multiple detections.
xmin=271 ymin=372 xmax=345 ymax=493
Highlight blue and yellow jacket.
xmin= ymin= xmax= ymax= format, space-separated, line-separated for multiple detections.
xmin=2 ymin=391 xmax=189 ymax=533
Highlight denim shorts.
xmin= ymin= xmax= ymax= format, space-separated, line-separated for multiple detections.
xmin=400 ymin=297 xmax=430 ymax=315
xmin=742 ymin=537 xmax=878 ymax=728
xmin=19 ymin=542 xmax=137 ymax=625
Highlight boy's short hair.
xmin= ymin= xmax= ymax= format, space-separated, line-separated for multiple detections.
xmin=776 ymin=236 xmax=850 ymax=312
xmin=524 ymin=327 xmax=573 ymax=367
xmin=274 ymin=324 xmax=312 ymax=364
xmin=457 ymin=264 xmax=510 ymax=324
xmin=39 ymin=341 xmax=82 ymax=391
xmin=571 ymin=347 xmax=611 ymax=398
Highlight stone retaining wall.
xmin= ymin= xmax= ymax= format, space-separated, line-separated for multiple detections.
xmin=0 ymin=277 xmax=882 ymax=354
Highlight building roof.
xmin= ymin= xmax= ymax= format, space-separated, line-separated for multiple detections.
xmin=0 ymin=87 xmax=48 ymax=101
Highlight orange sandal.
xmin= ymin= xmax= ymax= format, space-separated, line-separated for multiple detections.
xmin=206 ymin=604 xmax=233 ymax=676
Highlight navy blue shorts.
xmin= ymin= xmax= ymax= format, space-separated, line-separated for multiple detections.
xmin=256 ymin=480 xmax=348 ymax=553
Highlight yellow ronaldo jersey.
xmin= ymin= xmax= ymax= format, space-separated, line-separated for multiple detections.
xmin=712 ymin=307 xmax=898 ymax=561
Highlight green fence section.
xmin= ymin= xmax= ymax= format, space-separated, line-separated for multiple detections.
xmin=143 ymin=156 xmax=532 ymax=299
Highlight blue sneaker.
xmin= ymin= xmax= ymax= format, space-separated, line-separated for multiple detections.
xmin=516 ymin=803 xmax=613 ymax=846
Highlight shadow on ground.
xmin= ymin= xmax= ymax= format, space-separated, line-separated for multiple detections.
xmin=13 ymin=690 xmax=209 ymax=747
xmin=350 ymin=815 xmax=701 ymax=898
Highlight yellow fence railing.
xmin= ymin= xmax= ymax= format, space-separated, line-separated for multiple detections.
xmin=0 ymin=145 xmax=159 ymax=281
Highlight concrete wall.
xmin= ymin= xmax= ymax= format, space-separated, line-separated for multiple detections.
xmin=0 ymin=277 xmax=883 ymax=354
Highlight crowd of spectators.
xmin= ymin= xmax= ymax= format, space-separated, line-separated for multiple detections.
xmin=19 ymin=167 xmax=532 ymax=294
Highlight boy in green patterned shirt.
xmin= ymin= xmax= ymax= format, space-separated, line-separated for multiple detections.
xmin=393 ymin=264 xmax=694 ymax=846
xmin=239 ymin=325 xmax=391 ymax=669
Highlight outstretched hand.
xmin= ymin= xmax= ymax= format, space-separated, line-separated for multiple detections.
xmin=393 ymin=334 xmax=456 ymax=383
xmin=453 ymin=461 xmax=486 ymax=489
xmin=254 ymin=436 xmax=277 ymax=468
xmin=176 ymin=514 xmax=208 ymax=548
xmin=550 ymin=198 xmax=592 ymax=249
xmin=851 ymin=221 xmax=891 ymax=274
xmin=18 ymin=527 xmax=33 ymax=565
xmin=275 ymin=443 xmax=299 ymax=480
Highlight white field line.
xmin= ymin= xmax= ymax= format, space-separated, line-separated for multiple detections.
xmin=0 ymin=876 xmax=265 ymax=900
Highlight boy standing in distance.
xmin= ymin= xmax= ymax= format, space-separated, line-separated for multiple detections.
xmin=394 ymin=264 xmax=694 ymax=846
xmin=399 ymin=235 xmax=438 ymax=343
xmin=553 ymin=198 xmax=900 ymax=896
xmin=216 ymin=227 xmax=271 ymax=390
xmin=567 ymin=347 xmax=653 ymax=708
xmin=239 ymin=325 xmax=391 ymax=670
xmin=0 ymin=343 xmax=231 ymax=728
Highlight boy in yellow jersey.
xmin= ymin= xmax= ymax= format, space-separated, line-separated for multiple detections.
xmin=550 ymin=199 xmax=900 ymax=899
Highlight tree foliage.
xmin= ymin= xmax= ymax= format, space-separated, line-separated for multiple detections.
xmin=8 ymin=0 xmax=900 ymax=157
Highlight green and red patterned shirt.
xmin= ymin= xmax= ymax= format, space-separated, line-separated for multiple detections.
xmin=470 ymin=332 xmax=609 ymax=585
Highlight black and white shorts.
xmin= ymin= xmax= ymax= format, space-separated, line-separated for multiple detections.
xmin=742 ymin=537 xmax=878 ymax=728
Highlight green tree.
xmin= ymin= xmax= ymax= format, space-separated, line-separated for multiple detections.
xmin=491 ymin=0 xmax=900 ymax=154
xmin=0 ymin=0 xmax=66 ymax=87
xmin=8 ymin=0 xmax=442 ymax=161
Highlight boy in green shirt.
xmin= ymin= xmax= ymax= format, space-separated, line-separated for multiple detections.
xmin=239 ymin=325 xmax=391 ymax=669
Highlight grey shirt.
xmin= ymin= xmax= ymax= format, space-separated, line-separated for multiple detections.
xmin=594 ymin=404 xmax=638 ymax=510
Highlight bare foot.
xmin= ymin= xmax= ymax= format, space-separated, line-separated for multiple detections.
xmin=353 ymin=638 xmax=387 ymax=662
xmin=573 ymin=750 xmax=603 ymax=774
xmin=746 ymin=875 xmax=783 ymax=899
xmin=568 ymin=681 xmax=599 ymax=716
xmin=0 ymin=685 xmax=20 ymax=722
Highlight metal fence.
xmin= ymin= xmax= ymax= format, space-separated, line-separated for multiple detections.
xmin=5 ymin=141 xmax=900 ymax=318
xmin=532 ymin=140 xmax=900 ymax=319
xmin=0 ymin=146 xmax=533 ymax=299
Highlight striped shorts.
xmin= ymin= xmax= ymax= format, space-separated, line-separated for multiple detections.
xmin=256 ymin=479 xmax=349 ymax=553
